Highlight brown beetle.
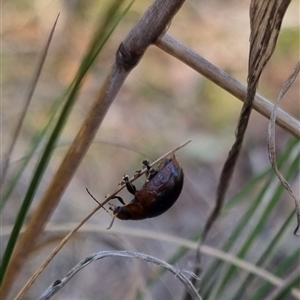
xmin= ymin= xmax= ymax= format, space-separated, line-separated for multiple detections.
xmin=111 ymin=154 xmax=184 ymax=221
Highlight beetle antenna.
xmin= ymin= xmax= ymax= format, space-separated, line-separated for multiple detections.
xmin=107 ymin=215 xmax=116 ymax=230
xmin=86 ymin=188 xmax=111 ymax=215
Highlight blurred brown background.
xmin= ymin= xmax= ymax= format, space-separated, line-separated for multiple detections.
xmin=2 ymin=0 xmax=299 ymax=299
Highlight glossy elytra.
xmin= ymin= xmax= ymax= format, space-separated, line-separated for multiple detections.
xmin=110 ymin=154 xmax=184 ymax=221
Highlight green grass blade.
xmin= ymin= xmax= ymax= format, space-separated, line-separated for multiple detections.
xmin=1 ymin=105 xmax=57 ymax=210
xmin=232 ymin=210 xmax=296 ymax=299
xmin=201 ymin=173 xmax=274 ymax=296
xmin=248 ymin=248 xmax=300 ymax=300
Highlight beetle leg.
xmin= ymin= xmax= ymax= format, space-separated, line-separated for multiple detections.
xmin=134 ymin=169 xmax=142 ymax=176
xmin=142 ymin=159 xmax=151 ymax=170
xmin=142 ymin=160 xmax=157 ymax=180
xmin=110 ymin=195 xmax=126 ymax=205
xmin=123 ymin=175 xmax=136 ymax=195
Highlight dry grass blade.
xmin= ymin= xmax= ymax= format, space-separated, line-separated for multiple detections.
xmin=0 ymin=14 xmax=59 ymax=190
xmin=268 ymin=62 xmax=300 ymax=236
xmin=37 ymin=251 xmax=202 ymax=300
xmin=12 ymin=140 xmax=190 ymax=300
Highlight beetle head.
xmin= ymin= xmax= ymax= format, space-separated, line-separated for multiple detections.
xmin=113 ymin=206 xmax=132 ymax=220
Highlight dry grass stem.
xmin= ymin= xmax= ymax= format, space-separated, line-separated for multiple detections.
xmin=156 ymin=34 xmax=300 ymax=139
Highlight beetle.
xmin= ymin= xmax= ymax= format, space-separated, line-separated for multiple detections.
xmin=110 ymin=154 xmax=184 ymax=221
